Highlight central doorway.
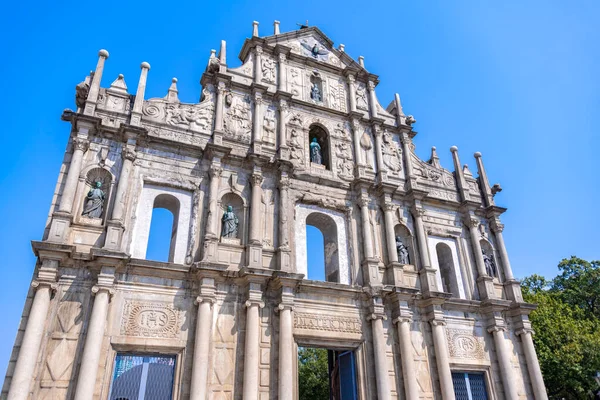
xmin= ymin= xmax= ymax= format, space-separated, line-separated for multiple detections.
xmin=298 ymin=346 xmax=358 ymax=400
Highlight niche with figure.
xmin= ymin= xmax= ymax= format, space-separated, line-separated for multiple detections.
xmin=394 ymin=224 xmax=414 ymax=265
xmin=480 ymin=240 xmax=499 ymax=280
xmin=436 ymin=242 xmax=460 ymax=296
xmin=219 ymin=192 xmax=245 ymax=243
xmin=309 ymin=74 xmax=323 ymax=103
xmin=81 ymin=167 xmax=112 ymax=222
xmin=308 ymin=124 xmax=330 ymax=169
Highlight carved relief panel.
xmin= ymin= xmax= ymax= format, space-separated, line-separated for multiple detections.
xmin=223 ymin=93 xmax=252 ymax=143
xmin=121 ymin=300 xmax=182 ymax=338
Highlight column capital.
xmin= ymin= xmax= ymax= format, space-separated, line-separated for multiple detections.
xmin=487 ymin=325 xmax=507 ymax=334
xmin=515 ymin=328 xmax=534 ymax=337
xmin=216 ymin=80 xmax=229 ymax=92
xmin=382 ymin=201 xmax=395 ymax=212
xmin=245 ymin=299 xmax=265 ymax=309
xmin=195 ymin=295 xmax=216 ymax=306
xmin=411 ymin=205 xmax=426 ymax=218
xmin=209 ymin=164 xmax=223 ymax=178
xmin=278 ymin=98 xmax=289 ymax=111
xmin=73 ymin=137 xmax=90 ymax=152
xmin=91 ymin=285 xmax=115 ymax=297
xmin=463 ymin=216 xmax=481 ymax=229
xmin=430 ymin=319 xmax=447 ymax=327
xmin=277 ymin=52 xmax=287 ymax=63
xmin=367 ymin=80 xmax=376 ymax=90
xmin=251 ymin=173 xmax=264 ymax=187
xmin=277 ymin=303 xmax=294 ymax=312
xmin=367 ymin=312 xmax=387 ymax=321
xmin=393 ymin=316 xmax=412 ymax=325
xmin=122 ymin=147 xmax=137 ymax=161
xmin=255 ymin=45 xmax=263 ymax=55
xmin=357 ymin=196 xmax=370 ymax=208
xmin=346 ymin=73 xmax=356 ymax=83
xmin=489 ymin=217 xmax=504 ymax=233
xmin=31 ymin=280 xmax=58 ymax=293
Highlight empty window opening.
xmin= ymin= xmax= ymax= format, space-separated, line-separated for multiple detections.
xmin=109 ymin=354 xmax=176 ymax=400
xmin=452 ymin=372 xmax=489 ymax=400
xmin=306 ymin=213 xmax=339 ymax=283
xmin=298 ymin=347 xmax=358 ymax=400
xmin=308 ymin=124 xmax=330 ymax=169
xmin=147 ymin=194 xmax=180 ymax=263
xmin=436 ymin=242 xmax=459 ymax=296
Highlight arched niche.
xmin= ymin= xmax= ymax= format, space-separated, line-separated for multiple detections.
xmin=130 ymin=184 xmax=192 ymax=264
xmin=428 ymin=236 xmax=467 ymax=299
xmin=294 ymin=204 xmax=350 ymax=285
xmin=79 ymin=167 xmax=113 ymax=223
xmin=394 ymin=224 xmax=415 ymax=265
xmin=308 ymin=124 xmax=331 ymax=170
xmin=480 ymin=239 xmax=499 ymax=280
xmin=218 ymin=192 xmax=246 ymax=243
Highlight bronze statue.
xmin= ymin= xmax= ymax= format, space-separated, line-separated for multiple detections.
xmin=82 ymin=181 xmax=105 ymax=218
xmin=396 ymin=236 xmax=410 ymax=265
xmin=310 ymin=138 xmax=323 ymax=164
xmin=221 ymin=205 xmax=239 ymax=238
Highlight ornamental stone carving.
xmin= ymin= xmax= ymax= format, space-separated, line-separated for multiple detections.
xmin=328 ymin=78 xmax=347 ymax=112
xmin=289 ymin=67 xmax=302 ymax=97
xmin=121 ymin=300 xmax=181 ymax=338
xmin=223 ymin=95 xmax=252 ymax=143
xmin=382 ymin=132 xmax=402 ymax=172
xmin=261 ymin=57 xmax=276 ymax=84
xmin=289 ymin=128 xmax=305 ymax=167
xmin=335 ymin=141 xmax=354 ymax=179
xmin=262 ymin=107 xmax=276 ymax=145
xmin=446 ymin=328 xmax=487 ymax=360
xmin=294 ymin=312 xmax=361 ymax=334
xmin=355 ymin=82 xmax=368 ymax=111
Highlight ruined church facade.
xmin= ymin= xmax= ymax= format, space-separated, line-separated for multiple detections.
xmin=3 ymin=21 xmax=548 ymax=400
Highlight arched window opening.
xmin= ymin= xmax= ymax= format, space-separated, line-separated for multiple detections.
xmin=147 ymin=194 xmax=180 ymax=262
xmin=308 ymin=124 xmax=330 ymax=170
xmin=306 ymin=213 xmax=339 ymax=283
xmin=436 ymin=242 xmax=459 ymax=296
xmin=306 ymin=225 xmax=325 ymax=281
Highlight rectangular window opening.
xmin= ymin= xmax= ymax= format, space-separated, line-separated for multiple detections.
xmin=109 ymin=353 xmax=177 ymax=400
xmin=298 ymin=346 xmax=358 ymax=400
xmin=452 ymin=371 xmax=489 ymax=400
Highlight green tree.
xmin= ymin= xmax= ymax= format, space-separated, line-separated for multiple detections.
xmin=522 ymin=257 xmax=600 ymax=399
xmin=298 ymin=347 xmax=329 ymax=400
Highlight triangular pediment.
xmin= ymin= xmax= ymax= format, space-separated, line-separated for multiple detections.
xmin=260 ymin=27 xmax=361 ymax=70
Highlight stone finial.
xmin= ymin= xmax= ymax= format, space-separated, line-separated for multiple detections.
xmin=338 ymin=44 xmax=345 ymax=52
xmin=253 ymin=21 xmax=259 ymax=37
xmin=274 ymin=20 xmax=280 ymax=35
xmin=450 ymin=146 xmax=470 ymax=201
xmin=394 ymin=93 xmax=404 ymax=117
xmin=218 ymin=40 xmax=227 ymax=65
xmin=428 ymin=146 xmax=441 ymax=168
xmin=131 ymin=61 xmax=151 ymax=126
xmin=140 ymin=61 xmax=151 ymax=70
xmin=358 ymin=56 xmax=365 ymax=68
xmin=98 ymin=49 xmax=109 ymax=59
xmin=108 ymin=74 xmax=128 ymax=95
xmin=165 ymin=77 xmax=179 ymax=102
xmin=474 ymin=151 xmax=495 ymax=206
xmin=463 ymin=164 xmax=474 ymax=178
xmin=450 ymin=145 xmax=458 ymax=153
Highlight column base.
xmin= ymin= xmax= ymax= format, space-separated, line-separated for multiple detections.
xmin=103 ymin=220 xmax=124 ymax=250
xmin=386 ymin=262 xmax=405 ymax=286
xmin=419 ymin=267 xmax=439 ymax=295
xmin=47 ymin=212 xmax=73 ymax=243
xmin=247 ymin=244 xmax=263 ymax=268
xmin=278 ymin=146 xmax=290 ymax=161
xmin=212 ymin=129 xmax=225 ymax=146
xmin=477 ymin=275 xmax=496 ymax=300
xmin=362 ymin=258 xmax=382 ymax=286
xmin=278 ymin=248 xmax=292 ymax=272
xmin=202 ymin=236 xmax=219 ymax=262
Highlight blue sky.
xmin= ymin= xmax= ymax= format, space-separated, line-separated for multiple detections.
xmin=0 ymin=0 xmax=598 ymax=377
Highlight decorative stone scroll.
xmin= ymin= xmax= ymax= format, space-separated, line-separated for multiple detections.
xmin=446 ymin=328 xmax=487 ymax=360
xmin=294 ymin=312 xmax=362 ymax=334
xmin=121 ymin=300 xmax=182 ymax=338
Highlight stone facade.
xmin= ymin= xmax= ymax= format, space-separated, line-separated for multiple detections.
xmin=2 ymin=21 xmax=548 ymax=400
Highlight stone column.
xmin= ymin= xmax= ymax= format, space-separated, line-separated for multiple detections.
xmin=213 ymin=81 xmax=227 ymax=145
xmin=358 ymin=196 xmax=374 ymax=259
xmin=202 ymin=163 xmax=222 ymax=261
xmin=84 ymin=49 xmax=109 ymax=116
xmin=489 ymin=326 xmax=519 ymax=400
xmin=367 ymin=81 xmax=378 ymax=119
xmin=277 ymin=53 xmax=287 ymax=91
xmin=373 ymin=125 xmax=385 ymax=177
xmin=73 ymin=268 xmax=115 ymax=400
xmin=516 ymin=329 xmax=548 ymax=400
xmin=394 ymin=316 xmax=419 ymax=400
xmin=130 ymin=62 xmax=151 ymax=126
xmin=58 ymin=137 xmax=89 ymax=214
xmin=411 ymin=206 xmax=430 ymax=269
xmin=243 ymin=281 xmax=264 ymax=400
xmin=189 ymin=278 xmax=217 ymax=400
xmin=7 ymin=265 xmax=57 ymax=400
xmin=278 ymin=171 xmax=291 ymax=271
xmin=252 ymin=91 xmax=263 ymax=154
xmin=400 ymin=133 xmax=416 ymax=189
xmin=277 ymin=98 xmax=289 ymax=159
xmin=369 ymin=299 xmax=391 ymax=400
xmin=489 ymin=218 xmax=514 ymax=281
xmin=430 ymin=319 xmax=455 ymax=400
xmin=110 ymin=146 xmax=136 ymax=222
xmin=351 ymin=118 xmax=363 ymax=167
xmin=278 ymin=303 xmax=294 ymax=400
xmin=382 ymin=201 xmax=398 ymax=264
xmin=347 ymin=74 xmax=357 ymax=112
xmin=249 ymin=173 xmax=263 ymax=245
xmin=464 ymin=216 xmax=488 ymax=279
xmin=253 ymin=46 xmax=263 ymax=83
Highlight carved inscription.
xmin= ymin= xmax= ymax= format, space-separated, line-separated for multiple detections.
xmin=446 ymin=328 xmax=486 ymax=360
xmin=294 ymin=312 xmax=361 ymax=334
xmin=121 ymin=300 xmax=181 ymax=338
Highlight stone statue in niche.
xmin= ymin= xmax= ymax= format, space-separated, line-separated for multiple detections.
xmin=396 ymin=236 xmax=410 ymax=265
xmin=482 ymin=250 xmax=497 ymax=277
xmin=221 ymin=205 xmax=239 ymax=238
xmin=310 ymin=82 xmax=322 ymax=102
xmin=310 ymin=138 xmax=323 ymax=164
xmin=355 ymin=83 xmax=368 ymax=111
xmin=82 ymin=181 xmax=105 ymax=218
